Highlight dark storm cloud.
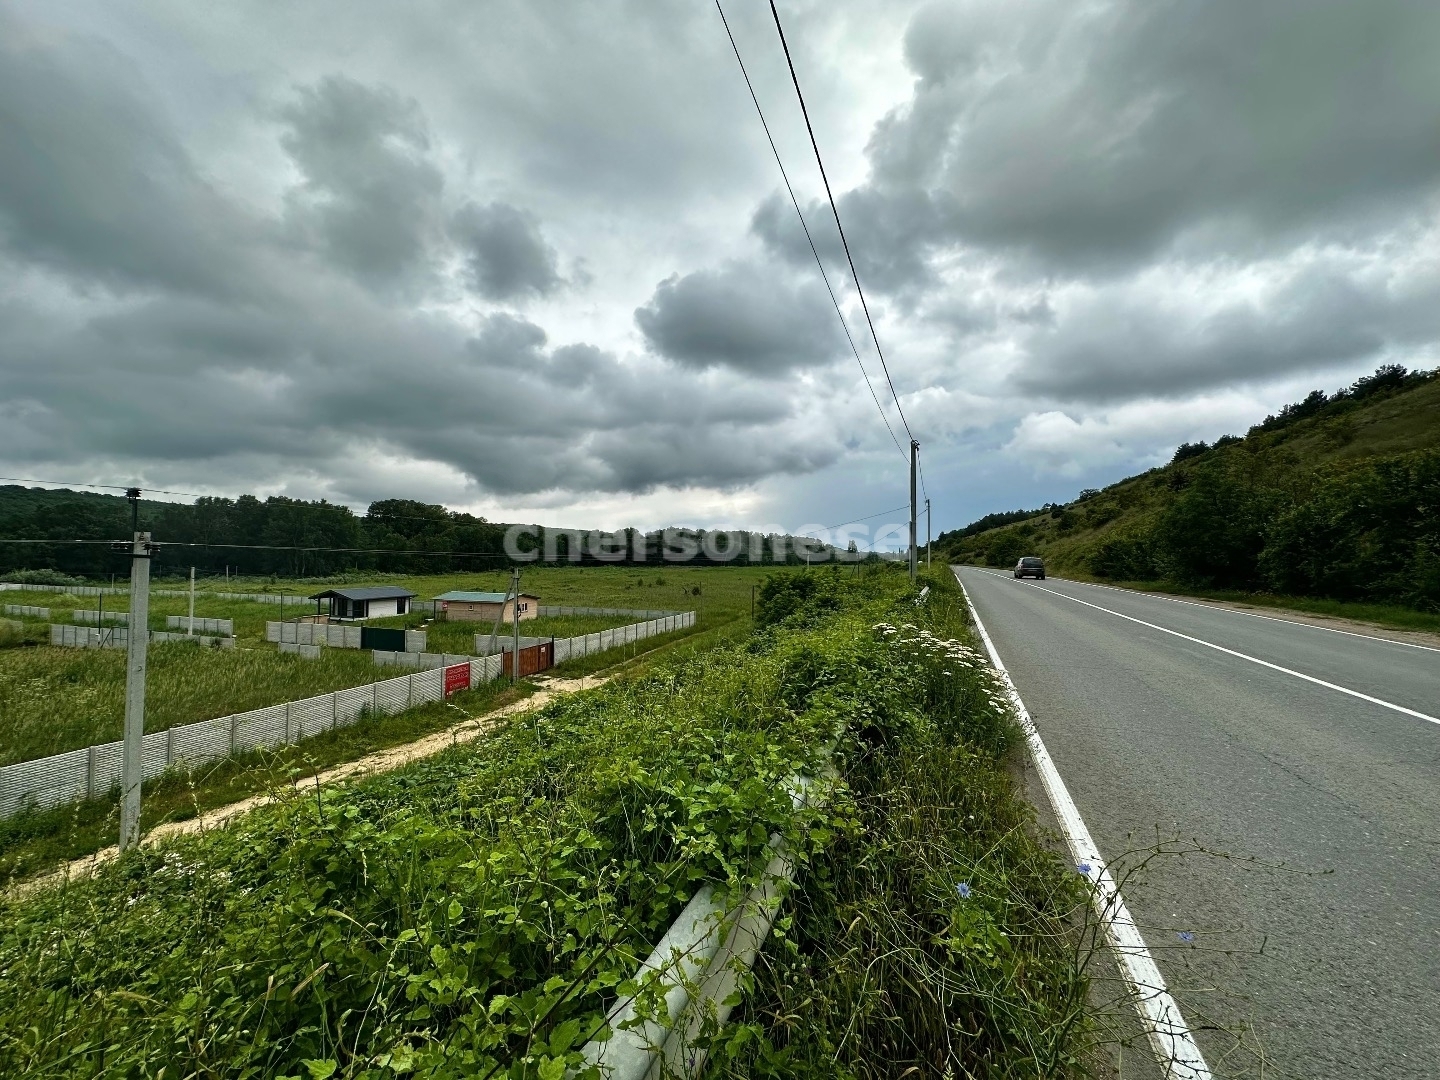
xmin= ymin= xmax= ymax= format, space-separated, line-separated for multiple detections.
xmin=634 ymin=262 xmax=845 ymax=376
xmin=1013 ymin=261 xmax=1440 ymax=403
xmin=450 ymin=201 xmax=562 ymax=300
xmin=0 ymin=13 xmax=843 ymax=506
xmin=0 ymin=15 xmax=254 ymax=297
xmin=280 ymin=76 xmax=444 ymax=285
xmin=855 ymin=0 xmax=1440 ymax=272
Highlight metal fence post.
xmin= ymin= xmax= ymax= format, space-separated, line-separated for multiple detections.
xmin=86 ymin=744 xmax=96 ymax=800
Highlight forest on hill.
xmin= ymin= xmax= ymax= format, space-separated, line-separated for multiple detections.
xmin=942 ymin=365 xmax=1440 ymax=610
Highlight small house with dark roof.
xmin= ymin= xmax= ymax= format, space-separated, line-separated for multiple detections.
xmin=434 ymin=590 xmax=539 ymax=623
xmin=309 ymin=586 xmax=416 ymax=621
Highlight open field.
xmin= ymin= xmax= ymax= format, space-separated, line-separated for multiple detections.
xmin=0 ymin=565 xmax=1095 ymax=1078
xmin=0 ymin=568 xmax=764 ymax=768
xmin=0 ymin=645 xmax=381 ymax=766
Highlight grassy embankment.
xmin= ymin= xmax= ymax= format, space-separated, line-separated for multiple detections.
xmin=944 ymin=367 xmax=1440 ymax=630
xmin=0 ymin=567 xmax=773 ymax=883
xmin=0 ymin=564 xmax=1094 ymax=1078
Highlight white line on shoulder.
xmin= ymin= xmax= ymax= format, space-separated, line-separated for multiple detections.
xmin=955 ymin=569 xmax=1212 ymax=1080
xmin=1056 ymin=576 xmax=1440 ymax=655
xmin=970 ymin=568 xmax=1440 ymax=728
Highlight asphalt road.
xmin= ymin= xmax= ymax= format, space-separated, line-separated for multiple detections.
xmin=953 ymin=566 xmax=1440 ymax=1079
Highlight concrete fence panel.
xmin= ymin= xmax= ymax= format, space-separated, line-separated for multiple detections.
xmin=3 ymin=605 xmax=50 ymax=618
xmin=165 ymin=616 xmax=234 ymax=635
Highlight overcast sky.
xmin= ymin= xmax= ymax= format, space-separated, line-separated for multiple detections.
xmin=3 ymin=0 xmax=1438 ymax=539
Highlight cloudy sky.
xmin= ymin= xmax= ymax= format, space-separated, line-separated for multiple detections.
xmin=3 ymin=0 xmax=1439 ymax=539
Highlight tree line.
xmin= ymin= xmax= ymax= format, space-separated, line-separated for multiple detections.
xmin=0 ymin=489 xmax=841 ymax=581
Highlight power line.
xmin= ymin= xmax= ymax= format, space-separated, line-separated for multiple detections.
xmin=714 ymin=0 xmax=905 ymax=461
xmin=823 ymin=502 xmax=910 ymax=531
xmin=0 ymin=537 xmax=514 ymax=559
xmin=0 ymin=475 xmax=210 ymax=498
xmin=768 ymin=0 xmax=913 ymax=444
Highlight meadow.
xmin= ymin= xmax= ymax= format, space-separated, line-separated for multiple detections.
xmin=0 ymin=567 xmax=771 ymax=766
xmin=0 ymin=565 xmax=1095 ymax=1078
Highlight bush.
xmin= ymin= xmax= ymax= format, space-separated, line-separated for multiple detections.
xmin=1260 ymin=449 xmax=1440 ymax=608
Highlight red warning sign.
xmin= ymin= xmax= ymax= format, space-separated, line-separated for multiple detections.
xmin=444 ymin=663 xmax=470 ymax=696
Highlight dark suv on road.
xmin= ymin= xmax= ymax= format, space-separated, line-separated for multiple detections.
xmin=1013 ymin=557 xmax=1046 ymax=580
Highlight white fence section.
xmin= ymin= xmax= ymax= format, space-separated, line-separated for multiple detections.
xmin=1 ymin=582 xmax=319 ymax=606
xmin=538 ymin=605 xmax=683 ymax=618
xmin=266 ymin=622 xmax=362 ymax=647
xmin=264 ymin=622 xmax=425 ymax=651
xmin=165 ymin=616 xmax=234 ymax=635
xmin=279 ymin=642 xmax=322 ymax=659
xmin=50 ymin=624 xmax=236 ymax=650
xmin=0 ymin=660 xmax=494 ymax=819
xmin=2 ymin=604 xmax=49 ymax=618
xmin=1 ymin=583 xmax=125 ymax=596
xmin=374 ymin=652 xmax=505 ymax=679
xmin=73 ymin=609 xmax=131 ymax=625
xmin=475 ymin=612 xmax=694 ymax=660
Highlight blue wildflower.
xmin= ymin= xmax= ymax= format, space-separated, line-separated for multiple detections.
xmin=1076 ymin=862 xmax=1092 ymax=876
xmin=956 ymin=882 xmax=972 ymax=899
xmin=1177 ymin=931 xmax=1195 ymax=943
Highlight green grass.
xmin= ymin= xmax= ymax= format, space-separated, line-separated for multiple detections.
xmin=0 ymin=679 xmax=536 ymax=886
xmin=0 ymin=564 xmax=1093 ymax=1079
xmin=0 ymin=644 xmax=382 ymax=765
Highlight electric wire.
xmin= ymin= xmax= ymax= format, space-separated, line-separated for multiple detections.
xmin=822 ymin=502 xmax=911 ymax=531
xmin=714 ymin=0 xmax=905 ymax=461
xmin=768 ymin=0 xmax=913 ymax=443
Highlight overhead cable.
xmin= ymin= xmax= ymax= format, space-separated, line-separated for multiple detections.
xmin=714 ymin=0 xmax=906 ymax=461
xmin=768 ymin=0 xmax=913 ymax=443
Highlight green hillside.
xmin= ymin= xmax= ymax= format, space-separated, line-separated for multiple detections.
xmin=941 ymin=365 xmax=1440 ymax=610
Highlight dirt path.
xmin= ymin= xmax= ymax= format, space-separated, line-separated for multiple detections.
xmin=13 ymin=674 xmax=611 ymax=899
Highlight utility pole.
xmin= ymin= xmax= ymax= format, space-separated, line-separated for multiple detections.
xmin=187 ymin=566 xmax=195 ymax=635
xmin=119 ymin=488 xmax=153 ymax=852
xmin=909 ymin=440 xmax=919 ymax=582
xmin=511 ymin=567 xmax=521 ymax=684
xmin=925 ymin=498 xmax=931 ymax=569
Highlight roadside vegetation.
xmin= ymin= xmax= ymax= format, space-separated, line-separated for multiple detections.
xmin=0 ymin=566 xmax=1093 ymax=1078
xmin=943 ymin=365 xmax=1440 ymax=618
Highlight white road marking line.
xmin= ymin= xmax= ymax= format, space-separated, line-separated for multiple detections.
xmin=972 ymin=568 xmax=1440 ymax=728
xmin=955 ymin=570 xmax=1212 ymax=1080
xmin=1053 ymin=574 xmax=1440 ymax=655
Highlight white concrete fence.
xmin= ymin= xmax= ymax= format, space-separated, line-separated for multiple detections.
xmin=537 ymin=605 xmax=683 ymax=618
xmin=470 ymin=611 xmax=695 ymax=661
xmin=0 ymin=660 xmax=490 ymax=819
xmin=2 ymin=582 xmax=316 ymax=606
xmin=165 ymin=616 xmax=234 ymax=635
xmin=2 ymin=604 xmax=49 ymax=618
xmin=73 ymin=609 xmax=131 ymax=625
xmin=265 ymin=621 xmax=425 ymax=651
xmin=50 ymin=624 xmax=236 ymax=650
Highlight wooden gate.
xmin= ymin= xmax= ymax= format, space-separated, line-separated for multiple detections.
xmin=503 ymin=640 xmax=554 ymax=678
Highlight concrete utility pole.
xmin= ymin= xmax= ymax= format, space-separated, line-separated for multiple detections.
xmin=187 ymin=566 xmax=195 ymax=635
xmin=511 ymin=568 xmax=521 ymax=684
xmin=926 ymin=498 xmax=932 ymax=568
xmin=119 ymin=488 xmax=153 ymax=852
xmin=909 ymin=440 xmax=919 ymax=582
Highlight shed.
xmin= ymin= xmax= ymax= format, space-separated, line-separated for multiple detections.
xmin=434 ymin=590 xmax=539 ymax=623
xmin=309 ymin=586 xmax=416 ymax=621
